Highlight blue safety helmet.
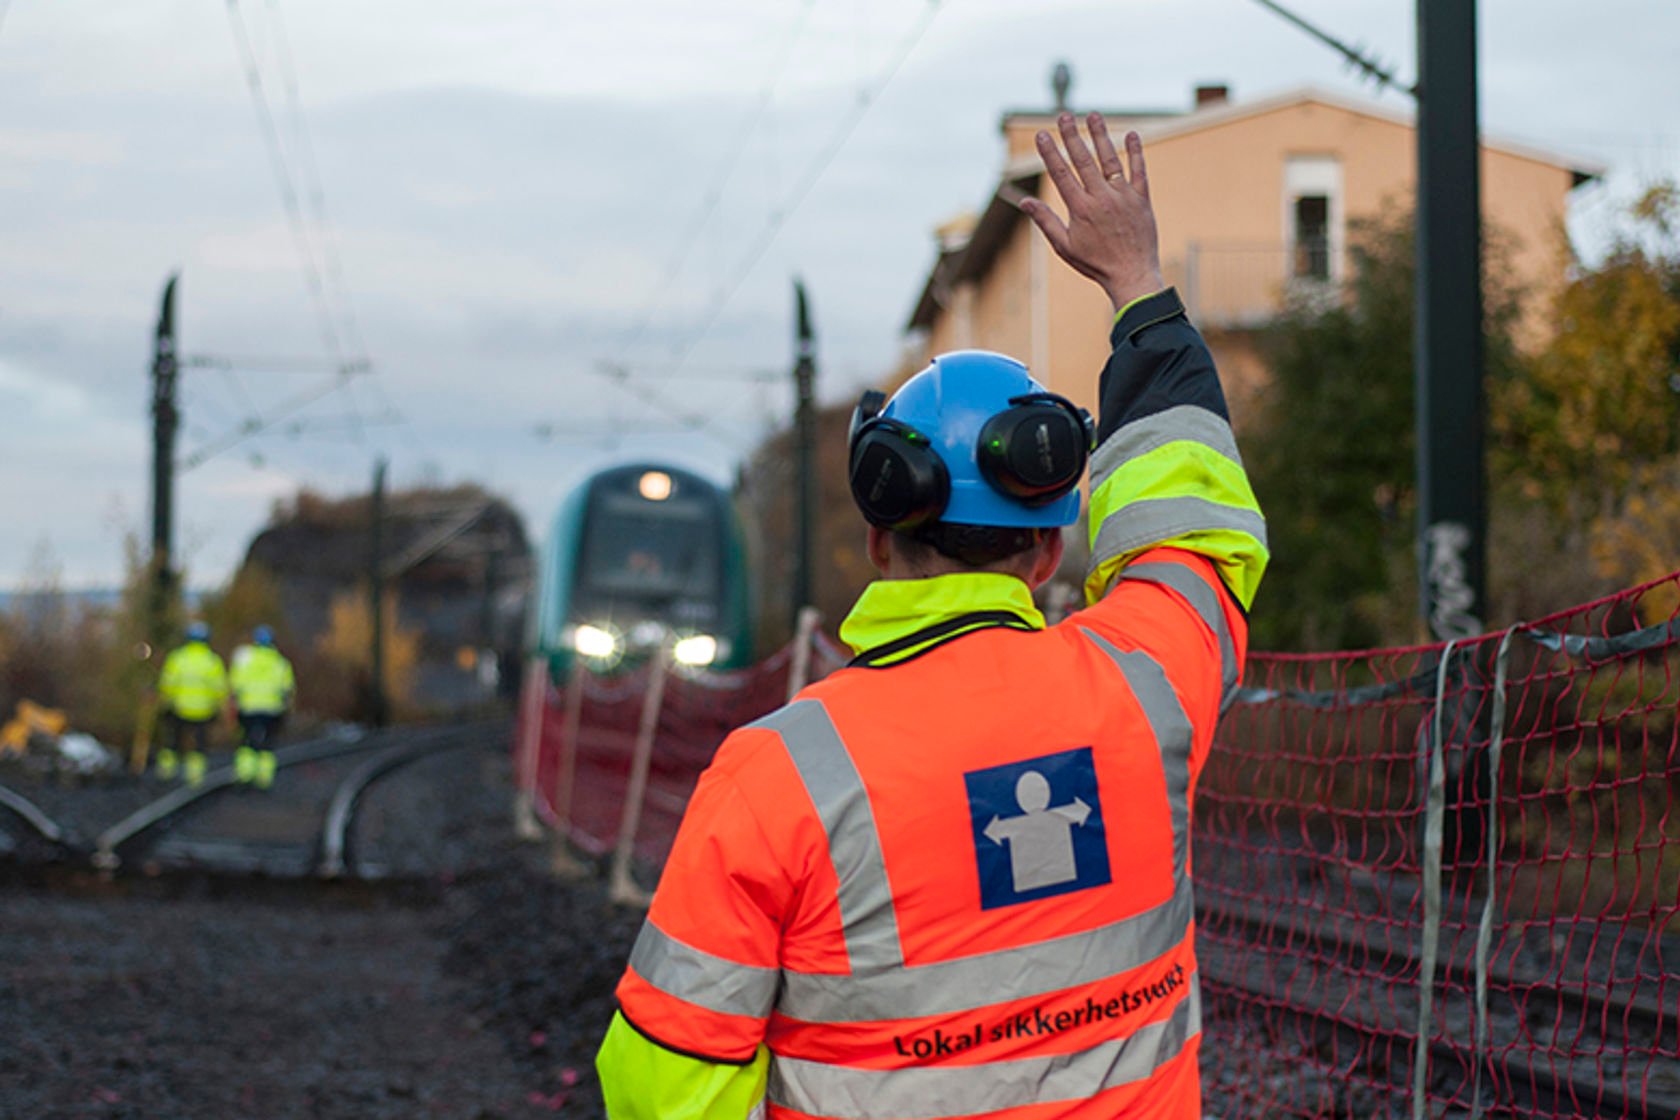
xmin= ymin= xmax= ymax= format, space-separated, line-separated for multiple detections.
xmin=253 ymin=624 xmax=275 ymax=647
xmin=848 ymin=350 xmax=1093 ymax=531
xmin=185 ymin=621 xmax=210 ymax=642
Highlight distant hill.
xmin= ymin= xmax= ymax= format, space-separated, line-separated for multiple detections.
xmin=0 ymin=589 xmax=202 ymax=614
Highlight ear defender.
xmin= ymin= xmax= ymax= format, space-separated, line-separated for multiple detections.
xmin=848 ymin=390 xmax=951 ymax=531
xmin=975 ymin=393 xmax=1095 ymax=507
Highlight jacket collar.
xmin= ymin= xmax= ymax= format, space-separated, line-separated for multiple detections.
xmin=839 ymin=572 xmax=1046 ymax=668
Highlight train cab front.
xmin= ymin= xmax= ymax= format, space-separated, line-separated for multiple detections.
xmin=561 ymin=465 xmax=738 ymax=674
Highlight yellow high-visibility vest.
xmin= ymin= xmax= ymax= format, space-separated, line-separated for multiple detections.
xmin=158 ymin=642 xmax=229 ymax=721
xmin=229 ymin=645 xmax=295 ymax=715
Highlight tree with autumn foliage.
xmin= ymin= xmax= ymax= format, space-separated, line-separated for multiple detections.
xmin=1246 ymin=185 xmax=1680 ymax=651
xmin=1244 ymin=205 xmax=1529 ymax=650
xmin=1493 ymin=183 xmax=1680 ymax=623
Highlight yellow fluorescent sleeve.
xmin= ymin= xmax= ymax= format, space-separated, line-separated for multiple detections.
xmin=597 ymin=1011 xmax=768 ymax=1120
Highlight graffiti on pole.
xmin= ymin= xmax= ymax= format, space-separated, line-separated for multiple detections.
xmin=1425 ymin=520 xmax=1482 ymax=640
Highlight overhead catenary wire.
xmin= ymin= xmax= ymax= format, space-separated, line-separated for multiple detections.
xmin=654 ymin=0 xmax=942 ymax=384
xmin=225 ymin=0 xmax=345 ymax=365
xmin=596 ymin=0 xmax=943 ymax=439
xmin=262 ymin=0 xmax=372 ymax=367
xmin=590 ymin=362 xmax=746 ymax=452
xmin=180 ymin=369 xmax=359 ymax=470
xmin=1247 ymin=0 xmax=1413 ymax=97
xmin=615 ymin=0 xmax=820 ymax=357
xmin=209 ymin=0 xmax=421 ymax=468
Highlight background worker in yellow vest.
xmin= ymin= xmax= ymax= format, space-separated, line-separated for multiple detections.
xmin=597 ymin=113 xmax=1267 ymax=1118
xmin=229 ymin=623 xmax=295 ymax=789
xmin=155 ymin=621 xmax=229 ymax=787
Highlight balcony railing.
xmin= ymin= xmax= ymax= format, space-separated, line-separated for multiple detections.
xmin=1162 ymin=240 xmax=1338 ymax=329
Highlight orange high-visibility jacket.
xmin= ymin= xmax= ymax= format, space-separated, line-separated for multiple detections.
xmin=601 ymin=288 xmax=1267 ymax=1120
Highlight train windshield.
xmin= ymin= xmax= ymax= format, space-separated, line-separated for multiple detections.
xmin=573 ymin=491 xmax=722 ymax=615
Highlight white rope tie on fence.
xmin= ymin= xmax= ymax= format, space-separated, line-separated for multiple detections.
xmin=549 ymin=660 xmax=591 ymax=879
xmin=609 ymin=645 xmax=669 ymax=907
xmin=1469 ymin=627 xmax=1518 ymax=1120
xmin=787 ymin=606 xmax=821 ymax=703
xmin=1412 ymin=638 xmax=1458 ymax=1120
xmin=512 ymin=657 xmax=550 ymax=841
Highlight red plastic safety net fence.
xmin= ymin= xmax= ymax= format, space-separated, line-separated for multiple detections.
xmin=1199 ymin=570 xmax=1680 ymax=1119
xmin=515 ymin=630 xmax=851 ymax=870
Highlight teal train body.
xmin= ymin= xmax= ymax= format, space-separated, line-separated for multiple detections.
xmin=525 ymin=463 xmax=753 ymax=680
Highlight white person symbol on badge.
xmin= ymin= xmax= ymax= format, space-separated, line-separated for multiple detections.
xmin=982 ymin=770 xmax=1094 ymax=892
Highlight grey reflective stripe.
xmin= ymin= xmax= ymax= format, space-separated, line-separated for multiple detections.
xmin=769 ymin=977 xmax=1202 ymax=1119
xmin=1120 ymin=561 xmax=1240 ymax=708
xmin=628 ymin=918 xmax=780 ymax=1021
xmin=1090 ymin=403 xmax=1243 ymax=496
xmin=778 ymin=882 xmax=1193 ymax=1022
xmin=1091 ymin=495 xmax=1268 ymax=571
xmin=1079 ymin=632 xmax=1194 ymax=877
xmin=751 ymin=701 xmax=904 ymax=973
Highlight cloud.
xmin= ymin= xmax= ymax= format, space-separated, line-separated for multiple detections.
xmin=1 ymin=0 xmax=1676 ymax=590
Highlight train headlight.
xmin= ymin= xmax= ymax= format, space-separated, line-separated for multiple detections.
xmin=672 ymin=634 xmax=719 ymax=667
xmin=572 ymin=623 xmax=620 ymax=661
xmin=637 ymin=470 xmax=673 ymax=501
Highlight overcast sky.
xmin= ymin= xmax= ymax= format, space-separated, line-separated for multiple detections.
xmin=2 ymin=0 xmax=1675 ymax=591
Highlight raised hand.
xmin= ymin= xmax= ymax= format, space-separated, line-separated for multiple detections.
xmin=1020 ymin=111 xmax=1166 ymax=313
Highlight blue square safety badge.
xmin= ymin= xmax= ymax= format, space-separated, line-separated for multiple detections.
xmin=964 ymin=746 xmax=1111 ymax=909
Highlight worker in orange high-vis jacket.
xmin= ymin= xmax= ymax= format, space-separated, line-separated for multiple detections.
xmin=596 ymin=110 xmax=1268 ymax=1119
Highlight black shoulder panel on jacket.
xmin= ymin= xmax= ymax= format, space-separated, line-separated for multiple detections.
xmin=1097 ymin=287 xmax=1230 ymax=442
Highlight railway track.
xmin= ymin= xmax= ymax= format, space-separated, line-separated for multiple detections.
xmin=0 ymin=781 xmax=71 ymax=854
xmin=1197 ymin=890 xmax=1680 ymax=1118
xmin=0 ymin=721 xmax=504 ymax=881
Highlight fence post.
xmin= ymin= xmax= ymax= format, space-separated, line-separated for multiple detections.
xmin=549 ymin=658 xmax=591 ymax=879
xmin=1412 ymin=639 xmax=1458 ymax=1120
xmin=609 ymin=645 xmax=669 ymax=907
xmin=512 ymin=656 xmax=547 ymax=841
xmin=786 ymin=606 xmax=821 ymax=702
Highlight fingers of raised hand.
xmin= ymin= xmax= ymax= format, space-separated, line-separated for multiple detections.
xmin=1055 ymin=112 xmax=1104 ymax=191
xmin=1089 ymin=113 xmax=1125 ymax=184
xmin=1126 ymin=131 xmax=1150 ymax=200
xmin=1035 ymin=128 xmax=1082 ymax=205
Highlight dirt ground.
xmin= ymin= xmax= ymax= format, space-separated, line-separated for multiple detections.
xmin=0 ymin=743 xmax=639 ymax=1119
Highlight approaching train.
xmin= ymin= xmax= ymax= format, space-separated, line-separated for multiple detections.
xmin=525 ymin=462 xmax=754 ymax=677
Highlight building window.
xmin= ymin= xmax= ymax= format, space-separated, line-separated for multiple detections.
xmin=1293 ymin=194 xmax=1330 ymax=280
xmin=1283 ymin=156 xmax=1342 ymax=286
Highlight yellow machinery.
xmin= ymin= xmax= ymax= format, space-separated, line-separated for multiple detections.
xmin=0 ymin=699 xmax=68 ymax=755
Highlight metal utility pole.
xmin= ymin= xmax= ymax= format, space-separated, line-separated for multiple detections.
xmin=369 ymin=456 xmax=389 ymax=728
xmin=1246 ymin=0 xmax=1485 ymax=639
xmin=791 ymin=279 xmax=817 ymax=622
xmin=1415 ymin=0 xmax=1486 ymax=640
xmin=148 ymin=273 xmax=181 ymax=649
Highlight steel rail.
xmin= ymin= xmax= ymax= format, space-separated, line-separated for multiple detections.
xmin=1199 ymin=896 xmax=1678 ymax=1118
xmin=1198 ymin=892 xmax=1672 ymax=1044
xmin=90 ymin=727 xmax=383 ymax=871
xmin=1207 ymin=968 xmax=1672 ymax=1119
xmin=316 ymin=728 xmax=497 ymax=879
xmin=0 ymin=782 xmax=68 ymax=846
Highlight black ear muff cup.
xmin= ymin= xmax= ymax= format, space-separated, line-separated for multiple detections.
xmin=976 ymin=394 xmax=1094 ymax=506
xmin=848 ymin=420 xmax=950 ymax=532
